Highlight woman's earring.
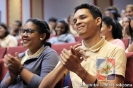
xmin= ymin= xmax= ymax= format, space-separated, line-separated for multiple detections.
xmin=40 ymin=38 xmax=43 ymax=40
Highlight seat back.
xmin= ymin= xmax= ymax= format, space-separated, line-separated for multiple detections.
xmin=6 ymin=46 xmax=26 ymax=56
xmin=52 ymin=42 xmax=79 ymax=55
xmin=0 ymin=47 xmax=7 ymax=58
xmin=0 ymin=59 xmax=8 ymax=82
xmin=124 ymin=52 xmax=133 ymax=87
xmin=122 ymin=38 xmax=130 ymax=49
xmin=74 ymin=36 xmax=82 ymax=42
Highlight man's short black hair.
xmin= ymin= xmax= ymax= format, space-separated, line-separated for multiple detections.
xmin=74 ymin=3 xmax=102 ymax=19
xmin=74 ymin=3 xmax=102 ymax=28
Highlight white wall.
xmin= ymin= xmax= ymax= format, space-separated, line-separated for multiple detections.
xmin=22 ymin=0 xmax=30 ymax=25
xmin=0 ymin=0 xmax=6 ymax=23
xmin=44 ymin=0 xmax=93 ymax=22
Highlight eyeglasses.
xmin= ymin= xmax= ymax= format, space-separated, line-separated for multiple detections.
xmin=20 ymin=28 xmax=39 ymax=36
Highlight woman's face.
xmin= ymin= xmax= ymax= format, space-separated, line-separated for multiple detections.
xmin=0 ymin=26 xmax=6 ymax=38
xmin=101 ymin=22 xmax=111 ymax=38
xmin=122 ymin=17 xmax=130 ymax=27
xmin=125 ymin=7 xmax=133 ymax=17
xmin=55 ymin=22 xmax=65 ymax=36
xmin=21 ymin=21 xmax=43 ymax=49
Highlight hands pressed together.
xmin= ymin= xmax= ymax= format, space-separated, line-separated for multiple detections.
xmin=60 ymin=43 xmax=89 ymax=73
xmin=3 ymin=52 xmax=23 ymax=79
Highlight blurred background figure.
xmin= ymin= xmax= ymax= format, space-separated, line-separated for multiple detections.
xmin=119 ymin=9 xmax=126 ymax=25
xmin=122 ymin=16 xmax=131 ymax=39
xmin=126 ymin=17 xmax=133 ymax=52
xmin=48 ymin=20 xmax=75 ymax=44
xmin=0 ymin=23 xmax=18 ymax=47
xmin=10 ymin=20 xmax=22 ymax=40
xmin=101 ymin=16 xmax=125 ymax=49
xmin=104 ymin=6 xmax=120 ymax=21
xmin=48 ymin=17 xmax=57 ymax=35
xmin=125 ymin=4 xmax=133 ymax=18
xmin=120 ymin=9 xmax=126 ymax=20
xmin=67 ymin=14 xmax=78 ymax=36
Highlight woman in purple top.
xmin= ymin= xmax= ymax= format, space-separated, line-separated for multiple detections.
xmin=0 ymin=18 xmax=59 ymax=88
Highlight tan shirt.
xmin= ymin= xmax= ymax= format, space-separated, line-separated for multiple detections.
xmin=0 ymin=35 xmax=18 ymax=47
xmin=70 ymin=37 xmax=127 ymax=88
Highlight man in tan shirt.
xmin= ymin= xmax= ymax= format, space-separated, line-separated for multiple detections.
xmin=39 ymin=3 xmax=127 ymax=88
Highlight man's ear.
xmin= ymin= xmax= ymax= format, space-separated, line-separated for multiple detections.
xmin=40 ymin=33 xmax=46 ymax=41
xmin=95 ymin=17 xmax=102 ymax=27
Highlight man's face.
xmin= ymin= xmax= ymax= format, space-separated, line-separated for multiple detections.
xmin=73 ymin=8 xmax=100 ymax=39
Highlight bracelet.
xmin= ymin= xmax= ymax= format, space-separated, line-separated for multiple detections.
xmin=88 ymin=79 xmax=97 ymax=88
xmin=18 ymin=66 xmax=24 ymax=75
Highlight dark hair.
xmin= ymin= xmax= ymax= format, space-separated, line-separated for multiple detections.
xmin=67 ymin=14 xmax=74 ymax=23
xmin=129 ymin=17 xmax=133 ymax=37
xmin=55 ymin=20 xmax=69 ymax=36
xmin=105 ymin=6 xmax=120 ymax=21
xmin=15 ymin=20 xmax=22 ymax=27
xmin=26 ymin=18 xmax=51 ymax=47
xmin=48 ymin=17 xmax=57 ymax=23
xmin=102 ymin=16 xmax=123 ymax=39
xmin=74 ymin=3 xmax=102 ymax=28
xmin=0 ymin=23 xmax=9 ymax=38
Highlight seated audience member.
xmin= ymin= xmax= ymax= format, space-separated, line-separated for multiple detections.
xmin=48 ymin=17 xmax=57 ymax=35
xmin=125 ymin=4 xmax=133 ymax=18
xmin=122 ymin=16 xmax=131 ymax=39
xmin=0 ymin=23 xmax=18 ymax=47
xmin=67 ymin=14 xmax=78 ymax=36
xmin=126 ymin=18 xmax=133 ymax=52
xmin=101 ymin=16 xmax=125 ymax=49
xmin=104 ymin=6 xmax=120 ymax=21
xmin=10 ymin=20 xmax=22 ymax=40
xmin=0 ymin=18 xmax=59 ymax=88
xmin=39 ymin=3 xmax=127 ymax=88
xmin=48 ymin=20 xmax=75 ymax=44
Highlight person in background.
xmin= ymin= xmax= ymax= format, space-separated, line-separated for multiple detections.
xmin=67 ymin=14 xmax=78 ymax=36
xmin=48 ymin=17 xmax=57 ymax=35
xmin=0 ymin=23 xmax=18 ymax=47
xmin=101 ymin=16 xmax=125 ymax=49
xmin=10 ymin=20 xmax=22 ymax=40
xmin=39 ymin=3 xmax=126 ymax=88
xmin=126 ymin=17 xmax=133 ymax=52
xmin=119 ymin=9 xmax=126 ymax=25
xmin=104 ymin=6 xmax=120 ymax=21
xmin=48 ymin=20 xmax=75 ymax=44
xmin=122 ymin=16 xmax=131 ymax=39
xmin=126 ymin=17 xmax=133 ymax=44
xmin=125 ymin=4 xmax=133 ymax=18
xmin=0 ymin=18 xmax=59 ymax=88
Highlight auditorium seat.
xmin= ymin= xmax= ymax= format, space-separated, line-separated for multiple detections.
xmin=6 ymin=46 xmax=26 ymax=56
xmin=52 ymin=42 xmax=79 ymax=55
xmin=0 ymin=59 xmax=7 ymax=82
xmin=122 ymin=38 xmax=130 ymax=49
xmin=0 ymin=47 xmax=7 ymax=58
xmin=124 ymin=52 xmax=133 ymax=88
xmin=74 ymin=36 xmax=82 ymax=42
